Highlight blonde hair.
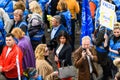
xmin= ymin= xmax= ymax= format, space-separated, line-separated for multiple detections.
xmin=14 ymin=9 xmax=23 ymax=16
xmin=11 ymin=27 xmax=25 ymax=39
xmin=29 ymin=1 xmax=42 ymax=16
xmin=114 ymin=22 xmax=120 ymax=30
xmin=35 ymin=44 xmax=46 ymax=60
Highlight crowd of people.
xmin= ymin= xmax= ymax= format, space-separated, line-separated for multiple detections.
xmin=0 ymin=0 xmax=119 ymax=80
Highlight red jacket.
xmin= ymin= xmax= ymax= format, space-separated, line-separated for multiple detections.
xmin=0 ymin=44 xmax=23 ymax=78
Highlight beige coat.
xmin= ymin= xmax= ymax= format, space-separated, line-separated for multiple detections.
xmin=36 ymin=59 xmax=55 ymax=80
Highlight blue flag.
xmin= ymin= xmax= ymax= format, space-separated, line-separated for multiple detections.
xmin=80 ymin=0 xmax=94 ymax=44
xmin=113 ymin=0 xmax=120 ymax=9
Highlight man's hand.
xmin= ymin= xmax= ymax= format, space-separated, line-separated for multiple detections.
xmin=86 ymin=49 xmax=93 ymax=59
xmin=0 ymin=66 xmax=2 ymax=72
xmin=82 ymin=50 xmax=86 ymax=59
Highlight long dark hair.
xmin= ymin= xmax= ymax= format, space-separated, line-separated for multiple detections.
xmin=57 ymin=31 xmax=71 ymax=44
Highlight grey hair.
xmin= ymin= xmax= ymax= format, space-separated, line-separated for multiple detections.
xmin=53 ymin=15 xmax=61 ymax=23
xmin=82 ymin=36 xmax=91 ymax=42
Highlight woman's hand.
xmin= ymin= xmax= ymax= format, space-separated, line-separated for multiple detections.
xmin=54 ymin=55 xmax=59 ymax=62
xmin=104 ymin=33 xmax=108 ymax=40
xmin=52 ymin=71 xmax=58 ymax=76
xmin=109 ymin=47 xmax=119 ymax=54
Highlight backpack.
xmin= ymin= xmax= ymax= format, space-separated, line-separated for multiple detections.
xmin=0 ymin=17 xmax=6 ymax=45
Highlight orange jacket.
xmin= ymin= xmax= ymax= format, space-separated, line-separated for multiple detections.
xmin=57 ymin=0 xmax=80 ymax=19
xmin=0 ymin=44 xmax=23 ymax=78
xmin=89 ymin=1 xmax=96 ymax=19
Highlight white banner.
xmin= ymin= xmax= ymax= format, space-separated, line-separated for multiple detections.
xmin=100 ymin=0 xmax=115 ymax=30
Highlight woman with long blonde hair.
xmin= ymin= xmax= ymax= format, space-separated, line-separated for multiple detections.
xmin=35 ymin=44 xmax=58 ymax=80
xmin=29 ymin=1 xmax=42 ymax=16
xmin=27 ymin=1 xmax=45 ymax=51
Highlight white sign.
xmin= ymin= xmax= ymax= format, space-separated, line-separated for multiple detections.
xmin=100 ymin=0 xmax=115 ymax=30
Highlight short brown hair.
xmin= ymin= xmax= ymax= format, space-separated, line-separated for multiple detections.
xmin=14 ymin=1 xmax=26 ymax=11
xmin=14 ymin=9 xmax=23 ymax=16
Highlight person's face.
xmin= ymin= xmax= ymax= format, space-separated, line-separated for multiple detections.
xmin=44 ymin=47 xmax=49 ymax=56
xmin=113 ymin=29 xmax=120 ymax=37
xmin=29 ymin=6 xmax=34 ymax=13
xmin=82 ymin=39 xmax=90 ymax=49
xmin=6 ymin=36 xmax=15 ymax=48
xmin=51 ymin=18 xmax=58 ymax=27
xmin=59 ymin=36 xmax=66 ymax=44
xmin=14 ymin=14 xmax=21 ymax=22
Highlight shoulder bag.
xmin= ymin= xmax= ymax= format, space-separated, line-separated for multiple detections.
xmin=58 ymin=61 xmax=75 ymax=79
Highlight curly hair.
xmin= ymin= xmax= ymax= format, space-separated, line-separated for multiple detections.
xmin=35 ymin=44 xmax=46 ymax=60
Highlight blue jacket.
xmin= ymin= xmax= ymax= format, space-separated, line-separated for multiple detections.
xmin=60 ymin=10 xmax=72 ymax=35
xmin=112 ymin=0 xmax=120 ymax=22
xmin=14 ymin=21 xmax=29 ymax=36
xmin=38 ymin=0 xmax=49 ymax=12
xmin=52 ymin=24 xmax=67 ymax=39
xmin=0 ymin=0 xmax=11 ymax=8
xmin=108 ymin=36 xmax=120 ymax=60
xmin=28 ymin=13 xmax=45 ymax=41
xmin=0 ymin=17 xmax=6 ymax=45
xmin=4 ymin=1 xmax=16 ymax=19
